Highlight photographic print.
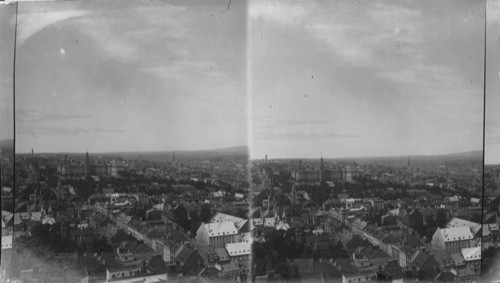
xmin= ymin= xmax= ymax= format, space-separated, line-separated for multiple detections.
xmin=482 ymin=0 xmax=500 ymax=280
xmin=9 ymin=0 xmax=249 ymax=282
xmin=0 ymin=0 xmax=496 ymax=282
xmin=1 ymin=2 xmax=15 ymax=282
xmin=249 ymin=0 xmax=484 ymax=281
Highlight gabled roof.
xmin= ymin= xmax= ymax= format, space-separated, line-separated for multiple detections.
xmin=411 ymin=251 xmax=431 ymax=268
xmin=215 ymin=247 xmax=230 ymax=261
xmin=209 ymin=212 xmax=246 ymax=229
xmin=353 ymin=218 xmax=367 ymax=229
xmin=446 ymin=217 xmax=481 ymax=235
xmin=176 ymin=245 xmax=195 ymax=264
xmin=146 ymin=255 xmax=167 ymax=273
xmin=450 ymin=252 xmax=465 ymax=266
xmin=198 ymin=246 xmax=217 ymax=256
xmin=461 ymin=246 xmax=481 ymax=261
xmin=204 ymin=221 xmax=238 ymax=237
xmin=438 ymin=226 xmax=473 ymax=242
xmin=225 ymin=242 xmax=251 ymax=257
xmin=170 ymin=230 xmax=189 ymax=243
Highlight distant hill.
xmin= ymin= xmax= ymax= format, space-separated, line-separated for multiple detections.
xmin=348 ymin=150 xmax=483 ymax=166
xmin=103 ymin=146 xmax=248 ymax=162
xmin=26 ymin=145 xmax=250 ymax=162
xmin=260 ymin=150 xmax=483 ymax=166
xmin=442 ymin=150 xmax=482 ymax=158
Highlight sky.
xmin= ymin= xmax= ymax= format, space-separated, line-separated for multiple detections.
xmin=13 ymin=0 xmax=247 ymax=153
xmin=486 ymin=0 xmax=500 ymax=164
xmin=249 ymin=0 xmax=485 ymax=159
xmin=0 ymin=3 xmax=15 ymax=142
xmin=3 ymin=0 xmax=495 ymax=159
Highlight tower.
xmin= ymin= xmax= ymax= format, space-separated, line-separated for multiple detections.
xmin=85 ymin=151 xmax=90 ymax=177
xmin=268 ymin=177 xmax=274 ymax=214
xmin=407 ymin=156 xmax=411 ymax=167
xmin=320 ymin=157 xmax=325 ymax=183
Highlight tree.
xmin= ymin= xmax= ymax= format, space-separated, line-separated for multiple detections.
xmin=173 ymin=205 xmax=190 ymax=231
xmin=409 ymin=210 xmax=425 ymax=236
xmin=189 ymin=210 xmax=201 ymax=235
xmin=435 ymin=209 xmax=448 ymax=228
xmin=199 ymin=203 xmax=212 ymax=222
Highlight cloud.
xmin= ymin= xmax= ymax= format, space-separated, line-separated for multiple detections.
xmin=251 ymin=1 xmax=423 ymax=67
xmin=249 ymin=1 xmax=310 ymax=26
xmin=18 ymin=125 xmax=124 ymax=136
xmin=17 ymin=109 xmax=91 ymax=123
xmin=254 ymin=130 xmax=361 ymax=141
xmin=488 ymin=0 xmax=500 ymax=24
xmin=254 ymin=117 xmax=328 ymax=130
xmin=17 ymin=8 xmax=89 ymax=45
xmin=73 ymin=4 xmax=188 ymax=63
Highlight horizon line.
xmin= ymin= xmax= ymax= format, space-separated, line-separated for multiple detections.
xmin=14 ymin=147 xmax=483 ymax=160
xmin=14 ymin=145 xmax=250 ymax=155
xmin=250 ymin=149 xmax=483 ymax=161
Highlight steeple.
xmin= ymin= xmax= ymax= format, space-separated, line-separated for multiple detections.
xmin=85 ymin=151 xmax=90 ymax=177
xmin=320 ymin=156 xmax=325 ymax=183
xmin=268 ymin=177 xmax=274 ymax=214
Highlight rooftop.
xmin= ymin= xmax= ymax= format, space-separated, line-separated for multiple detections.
xmin=438 ymin=226 xmax=473 ymax=242
xmin=446 ymin=217 xmax=481 ymax=234
xmin=204 ymin=222 xmax=238 ymax=237
xmin=225 ymin=242 xmax=251 ymax=257
xmin=460 ymin=246 xmax=481 ymax=261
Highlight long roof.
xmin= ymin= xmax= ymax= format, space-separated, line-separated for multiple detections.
xmin=225 ymin=242 xmax=251 ymax=257
xmin=461 ymin=246 xmax=481 ymax=261
xmin=210 ymin=212 xmax=246 ymax=229
xmin=439 ymin=226 xmax=473 ymax=242
xmin=446 ymin=217 xmax=481 ymax=234
xmin=204 ymin=221 xmax=238 ymax=237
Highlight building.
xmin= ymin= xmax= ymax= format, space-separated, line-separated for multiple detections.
xmin=342 ymin=271 xmax=377 ymax=283
xmin=225 ymin=242 xmax=251 ymax=264
xmin=431 ymin=226 xmax=474 ymax=253
xmin=196 ymin=222 xmax=238 ymax=248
